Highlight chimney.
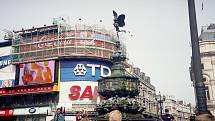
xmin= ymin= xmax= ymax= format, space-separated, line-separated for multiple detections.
xmin=133 ymin=67 xmax=140 ymax=76
xmin=140 ymin=72 xmax=145 ymax=80
xmin=145 ymin=76 xmax=150 ymax=83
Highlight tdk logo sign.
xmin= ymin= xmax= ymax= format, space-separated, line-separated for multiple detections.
xmin=73 ymin=63 xmax=111 ymax=77
xmin=73 ymin=64 xmax=87 ymax=76
xmin=61 ymin=60 xmax=112 ymax=82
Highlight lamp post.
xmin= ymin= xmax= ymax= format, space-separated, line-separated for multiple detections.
xmin=156 ymin=91 xmax=166 ymax=118
xmin=187 ymin=0 xmax=208 ymax=114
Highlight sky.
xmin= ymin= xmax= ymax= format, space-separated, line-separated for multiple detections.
xmin=0 ymin=0 xmax=215 ymax=104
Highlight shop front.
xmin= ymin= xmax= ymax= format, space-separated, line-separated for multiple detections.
xmin=13 ymin=107 xmax=51 ymax=121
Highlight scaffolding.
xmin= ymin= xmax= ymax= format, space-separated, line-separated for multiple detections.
xmin=12 ymin=23 xmax=118 ymax=64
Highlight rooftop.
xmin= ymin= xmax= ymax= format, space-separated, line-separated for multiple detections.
xmin=200 ymin=24 xmax=215 ymax=41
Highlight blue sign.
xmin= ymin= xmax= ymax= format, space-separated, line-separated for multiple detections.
xmin=0 ymin=55 xmax=12 ymax=69
xmin=61 ymin=59 xmax=112 ymax=82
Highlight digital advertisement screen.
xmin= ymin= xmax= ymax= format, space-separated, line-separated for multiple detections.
xmin=19 ymin=61 xmax=55 ymax=85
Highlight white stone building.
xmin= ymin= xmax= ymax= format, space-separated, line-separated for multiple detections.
xmin=163 ymin=95 xmax=194 ymax=121
xmin=199 ymin=24 xmax=215 ymax=116
xmin=126 ymin=66 xmax=157 ymax=116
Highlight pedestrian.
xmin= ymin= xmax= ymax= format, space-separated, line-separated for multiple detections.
xmin=53 ymin=108 xmax=65 ymax=121
xmin=81 ymin=109 xmax=88 ymax=119
xmin=108 ymin=110 xmax=122 ymax=121
xmin=161 ymin=109 xmax=175 ymax=121
xmin=76 ymin=111 xmax=82 ymax=121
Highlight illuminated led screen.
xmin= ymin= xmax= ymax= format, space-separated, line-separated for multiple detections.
xmin=19 ymin=61 xmax=55 ymax=85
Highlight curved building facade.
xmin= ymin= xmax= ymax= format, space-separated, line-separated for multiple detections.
xmin=0 ymin=22 xmax=117 ymax=121
xmin=0 ymin=20 xmax=157 ymax=121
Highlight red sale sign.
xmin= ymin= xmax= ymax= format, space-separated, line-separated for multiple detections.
xmin=68 ymin=85 xmax=105 ymax=100
xmin=58 ymin=81 xmax=105 ymax=111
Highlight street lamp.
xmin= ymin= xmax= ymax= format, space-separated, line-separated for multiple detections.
xmin=187 ymin=0 xmax=208 ymax=114
xmin=155 ymin=91 xmax=166 ymax=118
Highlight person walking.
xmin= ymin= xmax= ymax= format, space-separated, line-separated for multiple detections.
xmin=76 ymin=111 xmax=82 ymax=121
xmin=53 ymin=108 xmax=65 ymax=121
xmin=161 ymin=109 xmax=175 ymax=121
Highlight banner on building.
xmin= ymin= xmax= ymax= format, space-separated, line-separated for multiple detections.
xmin=59 ymin=81 xmax=103 ymax=111
xmin=0 ymin=84 xmax=56 ymax=96
xmin=0 ymin=109 xmax=14 ymax=116
xmin=60 ymin=59 xmax=112 ymax=81
xmin=19 ymin=60 xmax=55 ymax=85
xmin=13 ymin=107 xmax=51 ymax=115
xmin=0 ymin=79 xmax=15 ymax=88
xmin=0 ymin=55 xmax=12 ymax=69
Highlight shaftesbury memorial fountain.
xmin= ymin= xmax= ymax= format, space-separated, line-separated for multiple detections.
xmin=95 ymin=11 xmax=158 ymax=121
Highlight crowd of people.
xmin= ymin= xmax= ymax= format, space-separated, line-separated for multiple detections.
xmin=52 ymin=108 xmax=122 ymax=121
xmin=161 ymin=109 xmax=215 ymax=121
xmin=52 ymin=107 xmax=215 ymax=121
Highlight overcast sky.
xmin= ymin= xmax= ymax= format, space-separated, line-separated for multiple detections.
xmin=0 ymin=0 xmax=215 ymax=104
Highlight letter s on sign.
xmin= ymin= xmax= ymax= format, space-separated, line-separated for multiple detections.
xmin=69 ymin=85 xmax=81 ymax=100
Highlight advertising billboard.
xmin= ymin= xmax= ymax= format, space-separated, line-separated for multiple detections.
xmin=59 ymin=81 xmax=101 ymax=111
xmin=0 ymin=79 xmax=15 ymax=88
xmin=0 ymin=46 xmax=15 ymax=82
xmin=19 ymin=39 xmax=112 ymax=52
xmin=0 ymin=84 xmax=56 ymax=96
xmin=19 ymin=61 xmax=55 ymax=85
xmin=0 ymin=55 xmax=12 ymax=69
xmin=59 ymin=59 xmax=112 ymax=111
xmin=60 ymin=59 xmax=112 ymax=81
xmin=0 ymin=55 xmax=15 ymax=81
xmin=0 ymin=109 xmax=14 ymax=117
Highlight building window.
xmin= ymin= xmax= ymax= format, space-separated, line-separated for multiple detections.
xmin=203 ymin=77 xmax=207 ymax=82
xmin=205 ymin=86 xmax=210 ymax=100
xmin=201 ymin=63 xmax=204 ymax=69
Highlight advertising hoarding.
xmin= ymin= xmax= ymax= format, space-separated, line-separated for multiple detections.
xmin=59 ymin=81 xmax=101 ymax=111
xmin=0 ymin=55 xmax=12 ymax=69
xmin=0 ymin=55 xmax=15 ymax=86
xmin=19 ymin=39 xmax=113 ymax=52
xmin=0 ymin=46 xmax=12 ymax=56
xmin=0 ymin=84 xmax=56 ymax=96
xmin=59 ymin=59 xmax=112 ymax=111
xmin=0 ymin=79 xmax=15 ymax=88
xmin=19 ymin=61 xmax=55 ymax=85
xmin=61 ymin=59 xmax=112 ymax=81
xmin=0 ymin=109 xmax=14 ymax=116
xmin=0 ymin=47 xmax=15 ymax=81
xmin=13 ymin=107 xmax=51 ymax=115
